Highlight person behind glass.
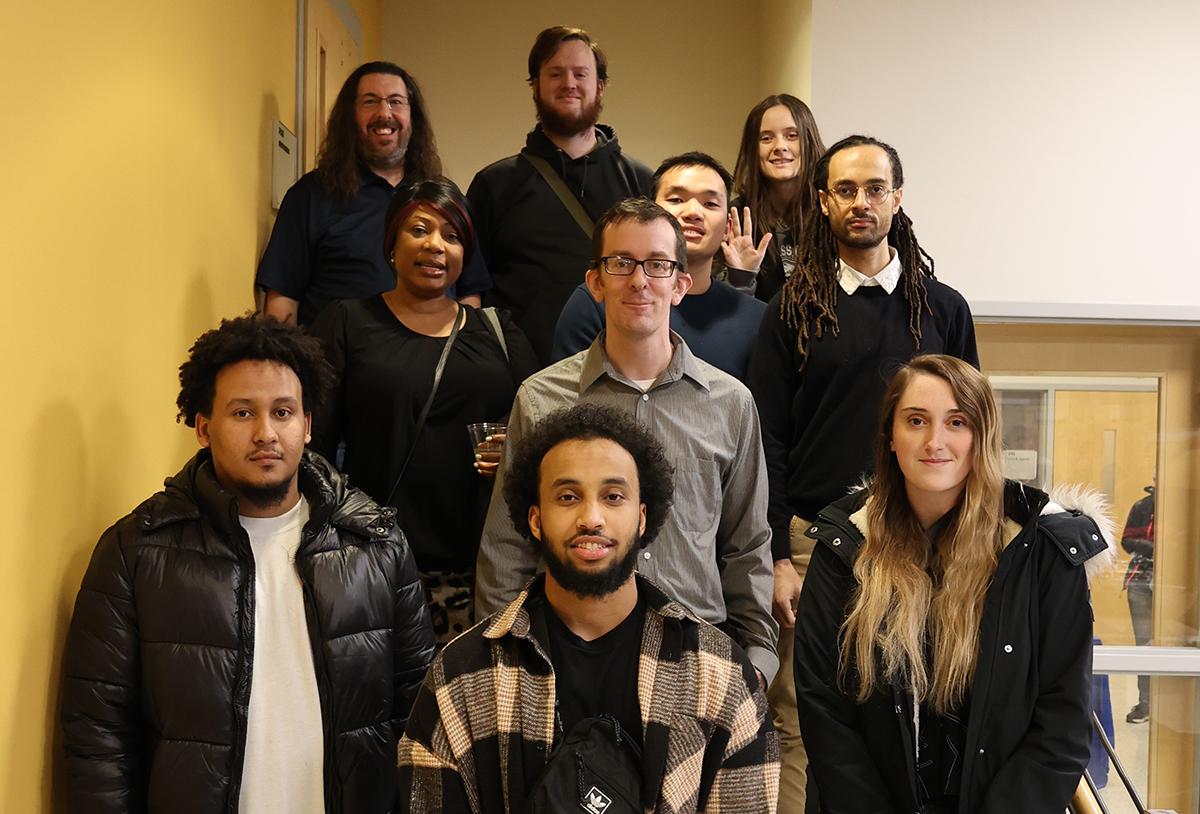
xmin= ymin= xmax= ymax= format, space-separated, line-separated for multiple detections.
xmin=796 ymin=355 xmax=1116 ymax=814
xmin=1121 ymin=481 xmax=1155 ymax=724
xmin=311 ymin=177 xmax=538 ymax=644
xmin=727 ymin=94 xmax=825 ymax=302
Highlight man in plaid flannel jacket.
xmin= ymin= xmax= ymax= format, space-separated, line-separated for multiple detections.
xmin=397 ymin=403 xmax=779 ymax=813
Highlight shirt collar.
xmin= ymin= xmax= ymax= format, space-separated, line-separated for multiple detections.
xmin=837 ymin=248 xmax=901 ymax=295
xmin=579 ymin=331 xmax=711 ymax=393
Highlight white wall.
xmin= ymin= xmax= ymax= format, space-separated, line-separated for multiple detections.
xmin=810 ymin=0 xmax=1200 ymax=322
xmin=382 ymin=1 xmax=771 ymax=189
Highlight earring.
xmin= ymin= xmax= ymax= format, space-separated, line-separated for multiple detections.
xmin=388 ymin=252 xmax=395 ymax=263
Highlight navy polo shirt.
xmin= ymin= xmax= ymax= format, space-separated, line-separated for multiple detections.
xmin=256 ymin=165 xmax=491 ymax=325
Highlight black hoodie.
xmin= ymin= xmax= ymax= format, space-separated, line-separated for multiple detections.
xmin=468 ymin=125 xmax=652 ymax=364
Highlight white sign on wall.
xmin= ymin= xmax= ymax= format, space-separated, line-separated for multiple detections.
xmin=1003 ymin=449 xmax=1039 ymax=481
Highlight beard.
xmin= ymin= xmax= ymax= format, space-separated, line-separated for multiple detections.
xmin=358 ymin=116 xmax=410 ymax=170
xmin=535 ymin=93 xmax=603 ymax=139
xmin=233 ymin=477 xmax=296 ymax=513
xmin=832 ymin=214 xmax=891 ymax=250
xmin=540 ymin=529 xmax=641 ymax=599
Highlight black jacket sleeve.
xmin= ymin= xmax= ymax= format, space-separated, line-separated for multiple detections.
xmin=496 ymin=307 xmax=541 ymax=386
xmin=794 ymin=543 xmax=896 ymax=813
xmin=747 ymin=296 xmax=801 ymax=561
xmin=466 ymin=171 xmax=496 ymax=276
xmin=978 ymin=527 xmax=1095 ymax=813
xmin=391 ymin=528 xmax=438 ymax=733
xmin=61 ymin=524 xmax=145 ymax=813
xmin=946 ymin=288 xmax=980 ymax=369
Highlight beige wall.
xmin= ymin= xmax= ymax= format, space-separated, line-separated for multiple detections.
xmin=381 ymin=1 xmax=798 ymax=188
xmin=0 ymin=0 xmax=379 ymax=809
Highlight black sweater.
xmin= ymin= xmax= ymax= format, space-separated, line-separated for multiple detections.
xmin=748 ymin=279 xmax=978 ymax=559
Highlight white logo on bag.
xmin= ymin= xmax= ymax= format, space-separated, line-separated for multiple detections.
xmin=581 ymin=785 xmax=612 ymax=814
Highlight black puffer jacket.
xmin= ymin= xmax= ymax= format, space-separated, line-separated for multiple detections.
xmin=61 ymin=449 xmax=437 ymax=813
xmin=795 ymin=481 xmax=1115 ymax=814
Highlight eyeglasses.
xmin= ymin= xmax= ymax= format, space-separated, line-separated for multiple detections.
xmin=599 ymin=256 xmax=680 ymax=278
xmin=357 ymin=94 xmax=410 ymax=111
xmin=826 ymin=183 xmax=896 ymax=205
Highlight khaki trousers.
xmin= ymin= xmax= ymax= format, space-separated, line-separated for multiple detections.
xmin=768 ymin=516 xmax=816 ymax=814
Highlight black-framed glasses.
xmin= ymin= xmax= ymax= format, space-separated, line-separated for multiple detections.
xmin=826 ymin=183 xmax=896 ymax=205
xmin=599 ymin=256 xmax=680 ymax=278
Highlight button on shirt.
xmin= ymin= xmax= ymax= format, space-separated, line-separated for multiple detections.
xmin=474 ymin=333 xmax=779 ymax=682
xmin=837 ymin=249 xmax=901 ymax=295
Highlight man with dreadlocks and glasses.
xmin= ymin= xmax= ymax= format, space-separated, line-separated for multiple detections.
xmin=747 ymin=134 xmax=978 ymax=811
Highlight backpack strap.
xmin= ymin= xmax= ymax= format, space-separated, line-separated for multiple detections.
xmin=520 ymin=151 xmax=595 ymax=238
xmin=480 ymin=306 xmax=509 ymax=362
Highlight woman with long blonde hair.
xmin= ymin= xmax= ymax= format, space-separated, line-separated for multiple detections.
xmin=795 ymin=355 xmax=1114 ymax=813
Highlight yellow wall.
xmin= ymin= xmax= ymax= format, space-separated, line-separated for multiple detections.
xmin=0 ymin=0 xmax=376 ymax=809
xmin=381 ymin=0 xmax=776 ymax=188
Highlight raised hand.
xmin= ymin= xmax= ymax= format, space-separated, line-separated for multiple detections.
xmin=721 ymin=206 xmax=772 ymax=272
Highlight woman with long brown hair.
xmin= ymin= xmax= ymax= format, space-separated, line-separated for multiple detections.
xmin=795 ymin=355 xmax=1113 ymax=813
xmin=727 ymin=94 xmax=825 ymax=302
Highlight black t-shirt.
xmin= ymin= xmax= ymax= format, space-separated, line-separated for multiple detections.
xmin=256 ymin=166 xmax=492 ymax=325
xmin=310 ymin=298 xmax=539 ymax=570
xmin=540 ymin=593 xmax=645 ymax=748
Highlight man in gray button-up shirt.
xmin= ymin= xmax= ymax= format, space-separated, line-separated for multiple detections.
xmin=475 ymin=198 xmax=778 ymax=682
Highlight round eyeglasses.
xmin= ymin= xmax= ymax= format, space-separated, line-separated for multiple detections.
xmin=826 ymin=183 xmax=896 ymax=206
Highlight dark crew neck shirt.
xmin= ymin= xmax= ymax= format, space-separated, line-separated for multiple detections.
xmin=538 ymin=591 xmax=646 ymax=748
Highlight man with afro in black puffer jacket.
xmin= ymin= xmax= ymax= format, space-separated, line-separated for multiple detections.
xmin=62 ymin=314 xmax=436 ymax=813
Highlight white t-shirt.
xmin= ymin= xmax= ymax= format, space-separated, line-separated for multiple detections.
xmin=238 ymin=497 xmax=325 ymax=814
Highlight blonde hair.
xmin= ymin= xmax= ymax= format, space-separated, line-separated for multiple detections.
xmin=839 ymin=355 xmax=1005 ymax=713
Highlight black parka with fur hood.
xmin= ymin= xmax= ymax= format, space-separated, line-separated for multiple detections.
xmin=62 ymin=449 xmax=437 ymax=813
xmin=796 ymin=480 xmax=1115 ymax=814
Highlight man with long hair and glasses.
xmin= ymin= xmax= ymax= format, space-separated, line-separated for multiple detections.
xmin=476 ymin=197 xmax=779 ymax=691
xmin=747 ymin=135 xmax=978 ymax=811
xmin=257 ymin=62 xmax=490 ymax=326
xmin=467 ymin=27 xmax=653 ymax=364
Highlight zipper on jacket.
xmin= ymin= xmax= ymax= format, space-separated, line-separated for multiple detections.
xmin=226 ymin=515 xmax=257 ymax=812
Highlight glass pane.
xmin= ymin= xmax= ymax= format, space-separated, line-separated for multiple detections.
xmin=995 ymin=388 xmax=1048 ymax=488
xmin=1090 ymin=672 xmax=1199 ymax=814
xmin=979 ymin=324 xmax=1200 ymax=652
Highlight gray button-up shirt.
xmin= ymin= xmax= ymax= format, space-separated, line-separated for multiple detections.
xmin=475 ymin=333 xmax=779 ymax=681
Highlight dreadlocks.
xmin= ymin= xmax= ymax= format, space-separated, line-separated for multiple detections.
xmin=779 ymin=135 xmax=935 ymax=369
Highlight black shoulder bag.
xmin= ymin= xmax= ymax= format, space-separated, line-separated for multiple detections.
xmin=523 ymin=715 xmax=644 ymax=814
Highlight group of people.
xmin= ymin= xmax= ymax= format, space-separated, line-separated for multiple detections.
xmin=61 ymin=24 xmax=1118 ymax=814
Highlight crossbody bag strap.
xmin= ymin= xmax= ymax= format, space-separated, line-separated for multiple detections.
xmin=480 ymin=306 xmax=509 ymax=362
xmin=383 ymin=305 xmax=464 ymax=507
xmin=520 ymin=151 xmax=595 ymax=238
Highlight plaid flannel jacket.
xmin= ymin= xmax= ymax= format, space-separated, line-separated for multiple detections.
xmin=397 ymin=575 xmax=779 ymax=813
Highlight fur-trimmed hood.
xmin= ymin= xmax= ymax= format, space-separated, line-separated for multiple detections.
xmin=834 ymin=479 xmax=1118 ymax=584
xmin=1038 ymin=484 xmax=1118 ymax=583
